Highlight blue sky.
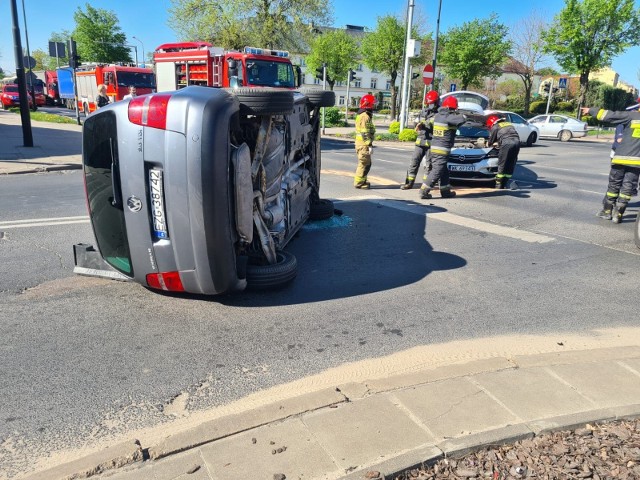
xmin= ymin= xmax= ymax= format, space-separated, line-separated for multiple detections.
xmin=1 ymin=0 xmax=638 ymax=88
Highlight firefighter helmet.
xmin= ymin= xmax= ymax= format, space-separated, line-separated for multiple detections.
xmin=486 ymin=114 xmax=502 ymax=129
xmin=425 ymin=90 xmax=440 ymax=106
xmin=441 ymin=96 xmax=458 ymax=109
xmin=360 ymin=94 xmax=376 ymax=110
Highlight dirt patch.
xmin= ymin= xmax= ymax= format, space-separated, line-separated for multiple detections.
xmin=391 ymin=418 xmax=640 ymax=479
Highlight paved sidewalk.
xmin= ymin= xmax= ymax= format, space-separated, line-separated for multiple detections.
xmin=0 ymin=110 xmax=83 ymax=175
xmin=21 ymin=346 xmax=640 ymax=480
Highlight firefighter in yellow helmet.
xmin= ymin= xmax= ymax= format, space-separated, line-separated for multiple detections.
xmin=353 ymin=94 xmax=376 ymax=189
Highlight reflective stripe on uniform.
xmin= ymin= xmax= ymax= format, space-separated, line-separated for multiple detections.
xmin=596 ymin=109 xmax=609 ymax=121
xmin=612 ymin=156 xmax=640 ymax=166
xmin=431 ymin=147 xmax=451 ymax=155
xmin=606 ymin=192 xmax=619 ymax=198
xmin=619 ymin=193 xmax=632 ymax=200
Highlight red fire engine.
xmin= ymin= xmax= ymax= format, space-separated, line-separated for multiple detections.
xmin=75 ymin=64 xmax=156 ymax=115
xmin=153 ymin=42 xmax=300 ymax=91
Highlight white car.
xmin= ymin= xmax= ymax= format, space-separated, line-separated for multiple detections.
xmin=528 ymin=114 xmax=588 ymax=141
xmin=485 ymin=110 xmax=539 ymax=147
xmin=440 ymin=90 xmax=489 ymax=114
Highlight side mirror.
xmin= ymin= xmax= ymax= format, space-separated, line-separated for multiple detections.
xmin=227 ymin=59 xmax=238 ymax=78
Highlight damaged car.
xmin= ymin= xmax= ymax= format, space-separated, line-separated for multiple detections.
xmin=77 ymin=86 xmax=335 ymax=295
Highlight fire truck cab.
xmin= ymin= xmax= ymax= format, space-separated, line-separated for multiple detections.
xmin=153 ymin=42 xmax=301 ymax=92
xmin=76 ymin=64 xmax=156 ymax=115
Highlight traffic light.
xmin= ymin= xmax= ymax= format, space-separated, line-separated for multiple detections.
xmin=411 ymin=72 xmax=420 ymax=79
xmin=552 ymin=87 xmax=559 ymax=94
xmin=542 ymin=82 xmax=551 ymax=93
xmin=315 ymin=63 xmax=325 ymax=81
xmin=70 ymin=54 xmax=81 ymax=69
xmin=348 ymin=69 xmax=356 ymax=82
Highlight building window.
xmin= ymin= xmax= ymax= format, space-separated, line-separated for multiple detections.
xmin=370 ymin=78 xmax=377 ymax=89
xmin=338 ymin=96 xmax=345 ymax=105
xmin=372 ymin=68 xmax=379 ymax=73
xmin=355 ymin=78 xmax=361 ymax=88
xmin=386 ymin=80 xmax=392 ymax=90
xmin=336 ymin=80 xmax=344 ymax=87
xmin=299 ymin=58 xmax=306 ymax=66
xmin=314 ymin=77 xmax=321 ymax=85
xmin=356 ymin=63 xmax=363 ymax=72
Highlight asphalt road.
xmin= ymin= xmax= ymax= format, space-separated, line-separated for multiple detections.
xmin=1 ymin=137 xmax=639 ymax=478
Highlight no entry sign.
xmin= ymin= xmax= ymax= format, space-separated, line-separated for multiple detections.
xmin=422 ymin=65 xmax=434 ymax=85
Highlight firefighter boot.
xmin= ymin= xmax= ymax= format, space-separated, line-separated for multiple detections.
xmin=495 ymin=177 xmax=506 ymax=189
xmin=419 ymin=185 xmax=432 ymax=199
xmin=596 ymin=200 xmax=614 ymax=220
xmin=440 ymin=187 xmax=457 ymax=198
xmin=400 ymin=177 xmax=415 ymax=190
xmin=612 ymin=204 xmax=626 ymax=224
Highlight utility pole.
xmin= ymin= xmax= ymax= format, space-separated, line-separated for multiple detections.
xmin=545 ymin=78 xmax=554 ymax=115
xmin=430 ymin=0 xmax=443 ymax=93
xmin=399 ymin=0 xmax=415 ymax=132
xmin=10 ymin=0 xmax=33 ymax=146
xmin=345 ymin=69 xmax=352 ymax=126
xmin=21 ymin=0 xmax=36 ymax=111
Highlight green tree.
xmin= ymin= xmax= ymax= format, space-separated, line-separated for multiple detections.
xmin=536 ymin=66 xmax=561 ymax=76
xmin=168 ymin=0 xmax=332 ymax=52
xmin=542 ymin=0 xmax=640 ymax=115
xmin=360 ymin=16 xmax=406 ymax=119
xmin=504 ymin=12 xmax=549 ymax=116
xmin=73 ymin=4 xmax=132 ymax=64
xmin=439 ymin=14 xmax=511 ymax=90
xmin=305 ymin=29 xmax=358 ymax=91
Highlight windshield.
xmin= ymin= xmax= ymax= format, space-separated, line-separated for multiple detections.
xmin=4 ymin=85 xmax=18 ymax=93
xmin=82 ymin=111 xmax=133 ymax=276
xmin=116 ymin=71 xmax=156 ymax=89
xmin=245 ymin=60 xmax=295 ymax=88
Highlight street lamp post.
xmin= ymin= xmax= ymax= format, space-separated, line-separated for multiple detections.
xmin=10 ymin=0 xmax=33 ymax=146
xmin=21 ymin=0 xmax=36 ymax=111
xmin=132 ymin=36 xmax=144 ymax=66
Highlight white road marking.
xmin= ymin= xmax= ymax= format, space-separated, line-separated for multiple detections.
xmin=335 ymin=197 xmax=555 ymax=244
xmin=0 ymin=216 xmax=90 ymax=229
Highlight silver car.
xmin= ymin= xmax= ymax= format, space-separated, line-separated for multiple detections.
xmin=528 ymin=114 xmax=588 ymax=141
xmin=80 ymin=86 xmax=335 ymax=295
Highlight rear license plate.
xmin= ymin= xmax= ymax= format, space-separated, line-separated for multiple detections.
xmin=449 ymin=164 xmax=475 ymax=172
xmin=149 ymin=169 xmax=168 ymax=239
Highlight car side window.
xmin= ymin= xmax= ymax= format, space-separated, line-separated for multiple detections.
xmin=551 ymin=116 xmax=565 ymax=123
xmin=510 ymin=114 xmax=525 ymax=124
xmin=529 ymin=117 xmax=543 ymax=124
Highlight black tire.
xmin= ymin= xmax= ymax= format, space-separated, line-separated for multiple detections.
xmin=231 ymin=88 xmax=294 ymax=115
xmin=300 ymin=88 xmax=335 ymax=108
xmin=526 ymin=132 xmax=537 ymax=147
xmin=634 ymin=212 xmax=640 ymax=250
xmin=559 ymin=130 xmax=572 ymax=142
xmin=246 ymin=251 xmax=297 ymax=290
xmin=309 ymin=199 xmax=335 ymax=220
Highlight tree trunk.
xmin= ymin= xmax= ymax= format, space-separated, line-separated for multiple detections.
xmin=577 ymin=72 xmax=589 ymax=119
xmin=390 ymin=71 xmax=398 ymax=119
xmin=522 ymin=76 xmax=532 ymax=117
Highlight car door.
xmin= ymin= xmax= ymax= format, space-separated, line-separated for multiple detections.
xmin=530 ymin=115 xmax=554 ymax=137
xmin=506 ymin=113 xmax=529 ymax=142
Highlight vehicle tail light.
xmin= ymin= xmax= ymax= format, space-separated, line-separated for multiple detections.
xmin=146 ymin=271 xmax=185 ymax=292
xmin=128 ymin=94 xmax=172 ymax=130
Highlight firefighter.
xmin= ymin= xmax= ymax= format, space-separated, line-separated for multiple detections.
xmin=486 ymin=114 xmax=521 ymax=189
xmin=401 ymin=90 xmax=440 ymax=190
xmin=419 ymin=95 xmax=466 ymax=199
xmin=582 ymin=104 xmax=640 ymax=223
xmin=354 ymin=94 xmax=376 ymax=189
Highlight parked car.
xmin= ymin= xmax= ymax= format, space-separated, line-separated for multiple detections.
xmin=485 ymin=110 xmax=539 ymax=146
xmin=0 ymin=83 xmax=34 ymax=110
xmin=528 ymin=114 xmax=588 ymax=141
xmin=78 ymin=86 xmax=335 ymax=295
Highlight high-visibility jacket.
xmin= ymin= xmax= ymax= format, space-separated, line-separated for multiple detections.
xmin=355 ymin=110 xmax=375 ymax=147
xmin=428 ymin=107 xmax=467 ymax=156
xmin=488 ymin=121 xmax=520 ymax=146
xmin=589 ymin=107 xmax=640 ymax=167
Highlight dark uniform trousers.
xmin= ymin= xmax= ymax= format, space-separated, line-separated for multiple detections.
xmin=497 ymin=141 xmax=520 ymax=178
xmin=604 ymin=165 xmax=640 ymax=207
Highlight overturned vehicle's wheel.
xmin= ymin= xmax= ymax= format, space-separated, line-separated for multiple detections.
xmin=231 ymin=88 xmax=294 ymax=115
xmin=309 ymin=199 xmax=335 ymax=220
xmin=300 ymin=88 xmax=335 ymax=108
xmin=246 ymin=251 xmax=298 ymax=290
